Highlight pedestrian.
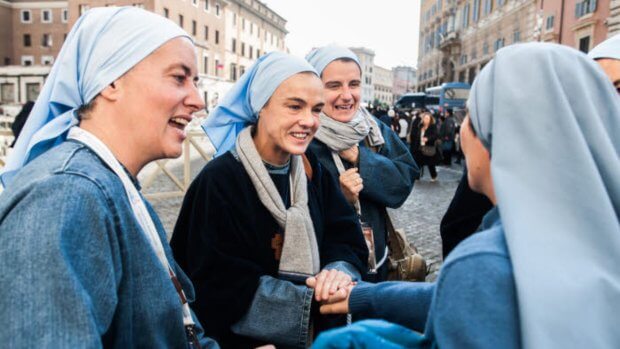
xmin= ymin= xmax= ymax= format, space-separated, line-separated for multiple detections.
xmin=170 ymin=52 xmax=368 ymax=348
xmin=311 ymin=42 xmax=620 ymax=349
xmin=378 ymin=108 xmax=392 ymax=126
xmin=305 ymin=45 xmax=418 ymax=282
xmin=0 ymin=7 xmax=218 ymax=348
xmin=438 ymin=109 xmax=456 ymax=165
xmin=409 ymin=111 xmax=440 ymax=181
xmin=9 ymin=101 xmax=34 ymax=147
xmin=397 ymin=112 xmax=409 ymax=144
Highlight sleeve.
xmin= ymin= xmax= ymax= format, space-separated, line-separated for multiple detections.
xmin=0 ymin=174 xmax=122 ymax=348
xmin=317 ymin=163 xmax=369 ymax=276
xmin=358 ymin=122 xmax=419 ymax=208
xmin=170 ymin=172 xmax=265 ymax=341
xmin=231 ymin=275 xmax=314 ymax=347
xmin=348 ymin=281 xmax=435 ymax=332
xmin=431 ymin=254 xmax=520 ymax=349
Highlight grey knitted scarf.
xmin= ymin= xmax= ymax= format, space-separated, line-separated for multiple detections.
xmin=314 ymin=107 xmax=385 ymax=153
xmin=235 ymin=127 xmax=320 ymax=279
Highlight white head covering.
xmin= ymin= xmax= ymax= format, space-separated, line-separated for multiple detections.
xmin=469 ymin=42 xmax=620 ymax=348
xmin=0 ymin=7 xmax=189 ymax=187
xmin=305 ymin=44 xmax=361 ymax=76
xmin=588 ymin=34 xmax=620 ymax=60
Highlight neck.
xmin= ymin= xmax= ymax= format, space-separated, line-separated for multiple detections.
xmin=252 ymin=132 xmax=291 ymax=166
xmin=80 ymin=119 xmax=145 ymax=176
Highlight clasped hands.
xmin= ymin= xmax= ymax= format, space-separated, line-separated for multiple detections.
xmin=305 ymin=269 xmax=354 ymax=315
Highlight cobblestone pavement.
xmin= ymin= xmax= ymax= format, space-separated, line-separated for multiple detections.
xmin=148 ymin=154 xmax=464 ymax=282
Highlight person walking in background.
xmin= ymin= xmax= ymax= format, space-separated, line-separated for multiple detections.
xmin=306 ymin=45 xmax=418 ymax=282
xmin=439 ymin=109 xmax=456 ymax=165
xmin=397 ymin=112 xmax=409 ymax=144
xmin=9 ymin=101 xmax=34 ymax=147
xmin=0 ymin=7 xmax=218 ymax=348
xmin=170 ymin=52 xmax=367 ymax=348
xmin=409 ymin=112 xmax=440 ymax=181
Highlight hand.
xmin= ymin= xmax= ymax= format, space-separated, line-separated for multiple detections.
xmin=306 ymin=269 xmax=353 ymax=302
xmin=339 ymin=168 xmax=363 ymax=205
xmin=319 ymin=284 xmax=355 ymax=314
xmin=338 ymin=145 xmax=359 ymax=164
xmin=423 ymin=137 xmax=428 ymax=143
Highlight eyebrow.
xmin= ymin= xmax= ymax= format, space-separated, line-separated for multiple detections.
xmin=285 ymin=97 xmax=307 ymax=104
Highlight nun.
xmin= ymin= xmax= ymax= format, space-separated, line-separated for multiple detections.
xmin=588 ymin=33 xmax=620 ymax=93
xmin=313 ymin=43 xmax=620 ymax=349
xmin=170 ymin=52 xmax=368 ymax=348
xmin=0 ymin=7 xmax=218 ymax=348
xmin=305 ymin=45 xmax=418 ymax=281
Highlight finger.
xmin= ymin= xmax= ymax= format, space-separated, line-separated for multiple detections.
xmin=306 ymin=276 xmax=317 ymax=288
xmin=324 ymin=287 xmax=349 ymax=304
xmin=313 ymin=270 xmax=329 ymax=301
xmin=334 ymin=273 xmax=352 ymax=290
xmin=320 ymin=269 xmax=339 ymax=301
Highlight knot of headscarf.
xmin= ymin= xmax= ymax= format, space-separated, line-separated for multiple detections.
xmin=315 ymin=107 xmax=385 ymax=153
xmin=202 ymin=52 xmax=317 ymax=156
xmin=0 ymin=6 xmax=189 ymax=187
xmin=235 ymin=127 xmax=320 ymax=279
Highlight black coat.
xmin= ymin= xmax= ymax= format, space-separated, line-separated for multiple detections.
xmin=409 ymin=123 xmax=441 ymax=165
xmin=171 ymin=150 xmax=367 ymax=347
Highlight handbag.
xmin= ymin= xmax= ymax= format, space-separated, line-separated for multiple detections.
xmin=420 ymin=144 xmax=436 ymax=157
xmin=384 ymin=209 xmax=428 ymax=282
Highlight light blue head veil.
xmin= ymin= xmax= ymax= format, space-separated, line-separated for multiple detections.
xmin=0 ymin=6 xmax=190 ymax=187
xmin=588 ymin=33 xmax=620 ymax=60
xmin=468 ymin=42 xmax=620 ymax=348
xmin=202 ymin=51 xmax=318 ymax=156
xmin=305 ymin=44 xmax=361 ymax=76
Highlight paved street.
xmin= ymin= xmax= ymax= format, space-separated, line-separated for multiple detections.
xmin=148 ymin=154 xmax=463 ymax=282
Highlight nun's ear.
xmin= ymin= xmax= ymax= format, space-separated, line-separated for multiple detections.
xmin=99 ymin=81 xmax=121 ymax=101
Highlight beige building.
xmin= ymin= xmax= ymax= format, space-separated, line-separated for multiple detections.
xmin=392 ymin=65 xmax=416 ymax=99
xmin=372 ymin=65 xmax=393 ymax=105
xmin=349 ymin=47 xmax=375 ymax=105
xmin=0 ymin=66 xmax=50 ymax=104
xmin=1 ymin=0 xmax=68 ymax=67
xmin=609 ymin=0 xmax=620 ymax=36
xmin=417 ymin=0 xmax=537 ymax=91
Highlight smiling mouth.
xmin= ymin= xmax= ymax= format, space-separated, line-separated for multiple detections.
xmin=290 ymin=132 xmax=310 ymax=140
xmin=335 ymin=105 xmax=353 ymax=111
xmin=169 ymin=117 xmax=189 ymax=130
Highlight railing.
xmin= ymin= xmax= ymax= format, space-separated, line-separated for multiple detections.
xmin=140 ymin=129 xmax=213 ymax=200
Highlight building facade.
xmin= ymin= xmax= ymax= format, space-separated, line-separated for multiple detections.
xmin=349 ymin=47 xmax=375 ymax=105
xmin=392 ymin=65 xmax=416 ymax=99
xmin=372 ymin=65 xmax=393 ymax=106
xmin=417 ymin=0 xmax=613 ymax=92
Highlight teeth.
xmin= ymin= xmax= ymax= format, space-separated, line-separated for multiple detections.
xmin=170 ymin=117 xmax=189 ymax=126
xmin=336 ymin=105 xmax=351 ymax=110
xmin=291 ymin=132 xmax=308 ymax=140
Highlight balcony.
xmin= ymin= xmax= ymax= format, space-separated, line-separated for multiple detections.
xmin=439 ymin=31 xmax=461 ymax=55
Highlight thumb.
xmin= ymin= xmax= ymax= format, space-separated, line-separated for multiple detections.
xmin=306 ymin=276 xmax=317 ymax=288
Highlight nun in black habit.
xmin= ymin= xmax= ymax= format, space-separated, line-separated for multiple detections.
xmin=171 ymin=52 xmax=368 ymax=348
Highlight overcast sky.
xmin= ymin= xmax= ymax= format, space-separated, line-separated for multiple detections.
xmin=262 ymin=0 xmax=421 ymax=69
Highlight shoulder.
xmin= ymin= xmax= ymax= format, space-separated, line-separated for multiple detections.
xmin=194 ymin=151 xmax=243 ymax=186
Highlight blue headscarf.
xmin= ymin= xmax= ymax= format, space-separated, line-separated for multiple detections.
xmin=202 ymin=51 xmax=317 ymax=156
xmin=305 ymin=44 xmax=361 ymax=76
xmin=469 ymin=43 xmax=620 ymax=348
xmin=588 ymin=33 xmax=620 ymax=60
xmin=0 ymin=6 xmax=189 ymax=187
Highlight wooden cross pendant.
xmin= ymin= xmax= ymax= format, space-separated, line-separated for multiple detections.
xmin=271 ymin=233 xmax=283 ymax=261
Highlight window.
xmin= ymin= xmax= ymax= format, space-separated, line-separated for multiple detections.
xmin=21 ymin=10 xmax=32 ymax=23
xmin=249 ymin=45 xmax=253 ymax=59
xmin=215 ymin=30 xmax=219 ymax=44
xmin=462 ymin=4 xmax=470 ymax=28
xmin=163 ymin=7 xmax=169 ymax=18
xmin=233 ymin=13 xmax=236 ymax=25
xmin=497 ymin=0 xmax=505 ymax=6
xmin=21 ymin=55 xmax=34 ymax=66
xmin=203 ymin=56 xmax=209 ymax=74
xmin=1 ymin=83 xmax=16 ymax=103
xmin=256 ymin=48 xmax=260 ymax=58
xmin=204 ymin=26 xmax=209 ymax=41
xmin=42 ymin=55 xmax=54 ymax=65
xmin=215 ymin=59 xmax=221 ymax=76
xmin=79 ymin=5 xmax=90 ymax=16
xmin=133 ymin=3 xmax=144 ymax=8
xmin=241 ymin=42 xmax=245 ymax=56
xmin=26 ymin=82 xmax=40 ymax=102
xmin=230 ymin=63 xmax=237 ymax=81
xmin=460 ymin=54 xmax=468 ymax=65
xmin=579 ymin=36 xmax=591 ymax=53
xmin=216 ymin=4 xmax=220 ymax=16
xmin=239 ymin=65 xmax=245 ymax=77
xmin=179 ymin=14 xmax=184 ymax=28
xmin=546 ymin=15 xmax=554 ymax=30
xmin=204 ymin=0 xmax=209 ymax=11
xmin=23 ymin=34 xmax=31 ymax=47
xmin=575 ymin=0 xmax=597 ymax=18
xmin=231 ymin=38 xmax=236 ymax=53
xmin=62 ymin=9 xmax=68 ymax=23
xmin=513 ymin=30 xmax=520 ymax=42
xmin=192 ymin=20 xmax=197 ymax=36
xmin=494 ymin=38 xmax=505 ymax=51
xmin=41 ymin=9 xmax=52 ymax=23
xmin=473 ymin=0 xmax=480 ymax=22
xmin=242 ymin=18 xmax=245 ymax=31
xmin=483 ymin=0 xmax=492 ymax=16
xmin=250 ymin=22 xmax=253 ymax=34
xmin=257 ymin=27 xmax=260 ymax=38
xmin=42 ymin=33 xmax=52 ymax=47
xmin=483 ymin=41 xmax=489 ymax=54
xmin=192 ymin=0 xmax=198 ymax=7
